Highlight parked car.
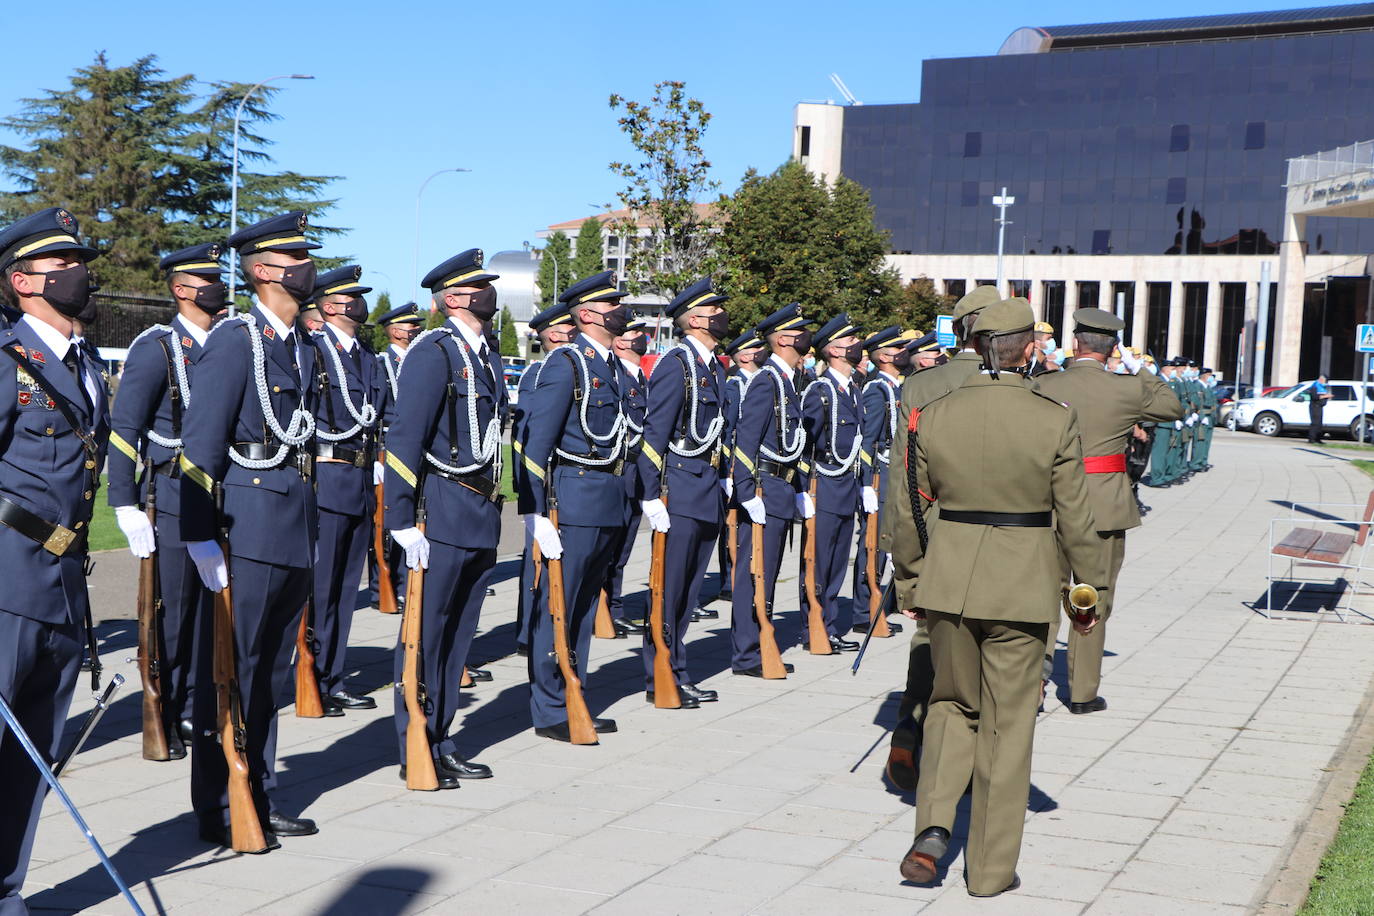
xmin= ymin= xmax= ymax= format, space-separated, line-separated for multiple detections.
xmin=1229 ymin=380 xmax=1374 ymax=439
xmin=504 ymin=365 xmax=523 ymax=406
xmin=1215 ymin=382 xmax=1257 ymax=424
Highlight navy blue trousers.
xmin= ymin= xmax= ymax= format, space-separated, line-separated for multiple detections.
xmin=851 ymin=510 xmax=888 ymax=631
xmin=604 ymin=505 xmax=642 ymax=620
xmin=642 ymin=515 xmax=718 ymax=689
xmin=155 ymin=518 xmax=210 ymax=727
xmin=367 ymin=529 xmax=406 ymax=607
xmin=730 ymin=514 xmax=789 ymax=671
xmin=516 ymin=529 xmax=538 ymax=654
xmin=313 ymin=507 xmax=370 ymax=696
xmin=392 ymin=542 xmax=494 ymax=761
xmin=801 ymin=510 xmax=854 ymax=638
xmin=0 ymin=613 xmax=80 ymax=910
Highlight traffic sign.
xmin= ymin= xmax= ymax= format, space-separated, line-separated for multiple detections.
xmin=1359 ymin=324 xmax=1374 ymax=353
xmin=935 ymin=315 xmax=956 ymax=348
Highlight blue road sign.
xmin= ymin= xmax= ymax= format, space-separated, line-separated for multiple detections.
xmin=935 ymin=315 xmax=956 ymax=349
xmin=1359 ymin=324 xmax=1374 ymax=353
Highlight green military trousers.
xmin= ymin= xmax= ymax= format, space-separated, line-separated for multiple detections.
xmin=891 ymin=617 xmax=933 ymax=754
xmin=1050 ymin=531 xmax=1127 ymax=703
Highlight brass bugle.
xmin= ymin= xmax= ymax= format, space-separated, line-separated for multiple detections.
xmin=1062 ymin=582 xmax=1098 ymax=625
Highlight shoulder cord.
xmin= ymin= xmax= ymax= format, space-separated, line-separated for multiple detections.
xmin=553 ymin=347 xmax=625 ymax=466
xmin=861 ymin=377 xmax=899 ymax=464
xmin=758 ymin=364 xmax=805 ymax=463
xmin=622 ymin=364 xmax=644 ymax=447
xmin=227 ymin=314 xmax=316 ymax=471
xmin=314 ymin=332 xmax=378 ymax=442
xmin=383 ymin=351 xmax=400 ymax=402
xmin=668 ymin=344 xmax=724 ymax=458
xmin=802 ymin=377 xmax=862 ymax=476
xmin=413 ymin=327 xmax=501 ymax=477
xmin=135 ymin=325 xmax=191 ymax=451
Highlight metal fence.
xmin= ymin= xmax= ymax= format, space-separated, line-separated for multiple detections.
xmin=86 ymin=291 xmax=176 ymax=353
xmin=1286 ymin=140 xmax=1374 ymax=186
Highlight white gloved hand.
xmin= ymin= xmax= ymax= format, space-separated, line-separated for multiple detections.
xmin=1186 ymin=414 xmax=1196 ymax=427
xmin=373 ymin=461 xmax=385 ymax=486
xmin=1201 ymin=416 xmax=1210 ymax=426
xmin=795 ymin=492 xmax=816 ymax=520
xmin=115 ymin=505 xmax=156 ymax=558
xmin=1174 ymin=420 xmax=1184 ymax=430
xmin=741 ymin=494 xmax=767 ymax=526
xmin=390 ymin=526 xmax=430 ymax=570
xmin=186 ymin=540 xmax=228 ymax=592
xmin=1120 ymin=349 xmax=1143 ymax=374
xmin=525 ymin=514 xmax=563 ymax=559
xmin=861 ymin=486 xmax=879 ymax=515
xmin=641 ymin=498 xmax=671 ymax=533
xmin=720 ymin=477 xmax=734 ymax=500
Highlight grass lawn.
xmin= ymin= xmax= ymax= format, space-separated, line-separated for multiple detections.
xmin=1302 ymin=749 xmax=1374 ymax=913
xmin=1351 ymin=460 xmax=1374 ymax=481
xmin=1320 ymin=442 xmax=1374 ymax=454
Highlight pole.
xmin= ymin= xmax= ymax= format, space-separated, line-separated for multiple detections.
xmin=1362 ymin=352 xmax=1369 ymax=444
xmin=1254 ymin=262 xmax=1272 ymax=393
xmin=227 ymin=75 xmax=314 ymax=313
xmin=413 ymin=168 xmax=471 ymax=295
xmin=992 ymin=188 xmax=1014 ymax=297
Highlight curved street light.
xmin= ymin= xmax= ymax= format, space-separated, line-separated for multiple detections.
xmin=413 ymin=168 xmax=472 ymax=297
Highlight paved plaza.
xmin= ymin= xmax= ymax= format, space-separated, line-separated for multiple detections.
xmin=22 ymin=431 xmax=1374 ymax=914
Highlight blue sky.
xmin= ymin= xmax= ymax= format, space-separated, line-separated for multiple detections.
xmin=0 ymin=0 xmax=1301 ymax=302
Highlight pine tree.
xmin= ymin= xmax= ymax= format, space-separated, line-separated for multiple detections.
xmin=366 ymin=291 xmax=393 ymax=351
xmin=537 ymin=231 xmax=572 ymax=307
xmin=571 ymin=218 xmax=605 ymax=281
xmin=498 ymin=306 xmax=519 ymax=357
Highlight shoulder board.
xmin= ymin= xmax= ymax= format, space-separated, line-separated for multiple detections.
xmin=127 ymin=324 xmax=174 ymax=352
xmin=408 ymin=326 xmax=454 ymax=352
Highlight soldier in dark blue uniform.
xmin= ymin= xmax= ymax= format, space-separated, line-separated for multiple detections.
xmin=383 ymin=248 xmax=503 ymax=787
xmin=108 ymin=242 xmax=225 ymax=758
xmin=179 ymin=211 xmax=322 ymax=848
xmin=600 ymin=317 xmax=652 ymax=639
xmin=368 ymin=302 xmax=424 ymax=608
xmin=636 ymin=278 xmax=733 ymax=706
xmin=513 ymin=304 xmax=576 ymax=657
xmin=305 ymin=267 xmax=382 ymax=714
xmin=729 ymin=304 xmax=815 ymax=677
xmin=851 ymin=326 xmax=910 ymax=634
xmin=0 ymin=208 xmax=109 ymax=911
xmin=799 ymin=314 xmax=865 ymax=652
xmin=521 ymin=270 xmax=631 ymax=740
xmin=711 ymin=330 xmax=766 ymax=608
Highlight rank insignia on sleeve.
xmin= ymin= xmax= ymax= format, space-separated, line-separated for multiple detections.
xmin=263 ymin=326 xmax=276 ymax=340
xmin=17 ymin=390 xmax=30 ymax=407
xmin=182 ymin=336 xmax=193 ymax=348
xmin=29 ymin=350 xmax=44 ymax=365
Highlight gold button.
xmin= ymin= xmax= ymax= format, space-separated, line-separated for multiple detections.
xmin=84 ymin=460 xmax=95 ymax=469
xmin=44 ymin=427 xmax=53 ymax=435
xmin=253 ymin=477 xmax=261 ymax=485
xmin=273 ymin=386 xmax=281 ymax=393
xmin=74 ymin=521 xmax=84 ymax=529
xmin=83 ymin=491 xmax=92 ymax=500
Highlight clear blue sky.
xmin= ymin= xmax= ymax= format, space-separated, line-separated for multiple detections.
xmin=0 ymin=0 xmax=1302 ymax=303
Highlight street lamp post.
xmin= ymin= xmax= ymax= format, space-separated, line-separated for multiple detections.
xmin=413 ymin=168 xmax=471 ymax=296
xmin=993 ymin=187 xmax=1015 ymax=297
xmin=227 ymin=74 xmax=314 ymax=311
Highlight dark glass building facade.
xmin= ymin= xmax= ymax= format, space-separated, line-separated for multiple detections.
xmin=842 ymin=13 xmax=1374 ymax=258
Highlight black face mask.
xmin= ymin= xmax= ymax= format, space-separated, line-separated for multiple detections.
xmin=893 ymin=349 xmax=913 ymax=371
xmin=790 ymin=330 xmax=813 ymax=355
xmin=462 ymin=286 xmax=498 ymax=321
xmin=840 ymin=343 xmax=864 ymax=365
xmin=27 ymin=264 xmax=92 ymax=318
xmin=702 ymin=312 xmax=731 ymax=340
xmin=342 ymin=296 xmax=368 ymax=323
xmin=597 ymin=305 xmax=631 ymax=336
xmin=627 ymin=334 xmax=649 ymax=356
xmin=190 ymin=281 xmax=227 ymax=315
xmin=271 ymin=261 xmax=316 ymax=302
xmin=76 ymin=299 xmax=99 ymax=325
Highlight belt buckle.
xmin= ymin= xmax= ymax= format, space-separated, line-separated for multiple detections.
xmin=43 ymin=525 xmax=75 ymax=557
xmin=612 ymin=458 xmax=625 ymax=476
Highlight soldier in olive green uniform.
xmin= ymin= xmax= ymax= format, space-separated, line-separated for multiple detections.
xmin=894 ymin=298 xmax=1108 ymax=898
xmin=1037 ymin=309 xmax=1184 ymax=713
xmin=880 ymin=285 xmax=1000 ymax=791
xmin=1193 ymin=367 xmax=1217 ymax=470
xmin=1146 ymin=360 xmax=1184 ymax=486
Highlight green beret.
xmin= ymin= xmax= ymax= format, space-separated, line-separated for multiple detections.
xmin=1072 ymin=307 xmax=1125 ymax=334
xmin=972 ymin=297 xmax=1035 ymax=337
xmin=951 ymin=284 xmax=1002 ymax=321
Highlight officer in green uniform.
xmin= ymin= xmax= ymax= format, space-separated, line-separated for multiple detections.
xmin=1193 ymin=367 xmax=1217 ymax=470
xmin=1036 ymin=309 xmax=1183 ymax=713
xmin=894 ymin=298 xmax=1108 ymax=897
xmin=1146 ymin=360 xmax=1184 ymax=487
xmin=880 ymin=284 xmax=1000 ymax=791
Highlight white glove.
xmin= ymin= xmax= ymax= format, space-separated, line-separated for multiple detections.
xmin=1174 ymin=420 xmax=1184 ymax=430
xmin=795 ymin=492 xmax=815 ymax=520
xmin=720 ymin=477 xmax=734 ymax=500
xmin=1120 ymin=349 xmax=1142 ymax=374
xmin=861 ymin=486 xmax=879 ymax=515
xmin=115 ymin=505 xmax=156 ymax=558
xmin=741 ymin=494 xmax=767 ymax=526
xmin=390 ymin=526 xmax=430 ymax=570
xmin=1201 ymin=417 xmax=1210 ymax=426
xmin=525 ymin=514 xmax=563 ymax=559
xmin=1186 ymin=414 xmax=1196 ymax=427
xmin=641 ymin=498 xmax=671 ymax=533
xmin=186 ymin=540 xmax=228 ymax=592
xmin=373 ymin=461 xmax=385 ymax=486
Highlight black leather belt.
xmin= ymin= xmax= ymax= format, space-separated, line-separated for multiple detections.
xmin=758 ymin=458 xmax=797 ymax=483
xmin=559 ymin=454 xmax=625 ymax=476
xmin=152 ymin=459 xmax=181 ymax=479
xmin=315 ymin=442 xmax=370 ymax=468
xmin=428 ymin=465 xmax=504 ymax=504
xmin=0 ymin=495 xmax=85 ymax=556
xmin=940 ymin=509 xmax=1052 ymax=527
xmin=232 ymin=442 xmax=314 ymax=477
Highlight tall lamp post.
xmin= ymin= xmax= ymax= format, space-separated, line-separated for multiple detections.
xmin=227 ymin=74 xmax=314 ymax=311
xmin=993 ymin=187 xmax=1015 ymax=297
xmin=413 ymin=168 xmax=471 ymax=296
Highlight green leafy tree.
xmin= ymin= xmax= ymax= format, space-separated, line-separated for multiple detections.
xmin=366 ymin=291 xmax=393 ymax=351
xmin=608 ymin=81 xmax=721 ymax=298
xmin=498 ymin=306 xmax=519 ymax=357
xmin=537 ymin=231 xmax=571 ymax=307
xmin=571 ymin=218 xmax=605 ymax=281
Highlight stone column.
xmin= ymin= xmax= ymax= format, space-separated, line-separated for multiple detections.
xmin=1203 ymin=279 xmax=1223 ymax=370
xmin=1275 ymin=210 xmax=1306 ymax=386
xmin=1167 ymin=281 xmax=1185 ymax=358
xmin=1133 ymin=280 xmax=1148 ymax=350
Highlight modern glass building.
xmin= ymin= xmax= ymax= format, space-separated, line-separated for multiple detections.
xmin=795 ymin=4 xmax=1374 ymax=383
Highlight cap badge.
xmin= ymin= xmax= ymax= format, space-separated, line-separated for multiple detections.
xmin=474 ymin=250 xmax=483 ymax=267
xmin=296 ymin=213 xmax=308 ymax=231
xmin=57 ymin=210 xmax=75 ymax=231
xmin=207 ymin=244 xmax=220 ymax=259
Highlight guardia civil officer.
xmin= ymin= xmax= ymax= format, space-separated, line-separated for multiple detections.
xmin=521 ymin=270 xmax=631 ymax=740
xmin=729 ymin=304 xmax=816 ymax=677
xmin=0 ymin=208 xmax=109 ymax=911
xmin=108 ymin=242 xmax=226 ymax=758
xmin=383 ymin=249 xmax=504 ymax=786
xmin=799 ymin=314 xmax=866 ymax=651
xmin=512 ymin=302 xmax=576 ymax=656
xmin=179 ymin=211 xmax=322 ymax=847
xmin=712 ymin=331 xmax=766 ymax=605
xmin=1194 ymin=367 xmax=1217 ymax=470
xmin=851 ymin=326 xmax=909 ymax=634
xmin=305 ymin=267 xmax=382 ymax=714
xmin=1037 ymin=309 xmax=1183 ymax=714
xmin=636 ymin=277 xmax=732 ymax=705
xmin=894 ymin=298 xmax=1108 ymax=897
xmin=880 ymin=284 xmax=1000 ymax=791
xmin=600 ymin=317 xmax=652 ymax=639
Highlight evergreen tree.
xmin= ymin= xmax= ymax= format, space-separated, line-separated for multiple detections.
xmin=366 ymin=291 xmax=393 ymax=351
xmin=537 ymin=231 xmax=572 ymax=307
xmin=498 ymin=306 xmax=519 ymax=357
xmin=571 ymin=218 xmax=605 ymax=281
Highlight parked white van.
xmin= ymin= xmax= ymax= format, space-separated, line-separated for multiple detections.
xmin=1229 ymin=380 xmax=1374 ymax=439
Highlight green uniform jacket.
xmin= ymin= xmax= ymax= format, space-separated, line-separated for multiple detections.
xmin=908 ymin=372 xmax=1109 ymax=624
xmin=1034 ymin=361 xmax=1183 ymax=532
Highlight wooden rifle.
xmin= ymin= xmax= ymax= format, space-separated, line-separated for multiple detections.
xmin=401 ymin=490 xmax=439 ymax=789
xmin=593 ymin=588 xmax=616 ymax=638
xmin=546 ymin=499 xmax=599 ymax=744
xmin=751 ymin=485 xmax=787 ymax=678
xmin=803 ymin=476 xmax=831 ymax=654
xmin=373 ymin=449 xmax=398 ymax=614
xmin=211 ymin=485 xmax=270 ymax=852
xmin=726 ymin=508 xmax=738 ymax=585
xmin=294 ymin=599 xmax=324 ymax=718
xmin=136 ymin=479 xmax=170 ymax=761
xmin=648 ymin=489 xmax=681 ymax=707
xmin=863 ymin=470 xmax=892 ymax=638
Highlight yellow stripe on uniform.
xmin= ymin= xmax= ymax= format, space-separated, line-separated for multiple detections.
xmin=179 ymin=456 xmax=214 ymax=493
xmin=441 ymin=268 xmax=491 ymax=288
xmin=523 ymin=456 xmax=545 ymax=480
xmin=798 ymin=459 xmax=812 ymax=474
xmin=385 ymin=452 xmax=417 ymax=488
xmin=170 ymin=261 xmax=220 ymax=272
xmin=13 ymin=234 xmax=79 ymax=259
xmin=251 ymin=234 xmax=306 ymax=251
xmin=512 ymin=440 xmax=524 ymax=454
xmin=733 ymin=446 xmax=755 ymax=473
xmin=642 ymin=443 xmax=663 ymax=470
xmin=109 ymin=432 xmax=138 ymax=463
xmin=684 ymin=292 xmax=716 ymax=310
xmin=577 ymin=286 xmax=619 ymax=303
xmin=859 ymin=448 xmax=872 ymax=466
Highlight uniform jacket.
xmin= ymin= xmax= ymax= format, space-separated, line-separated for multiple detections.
xmin=730 ymin=356 xmax=809 ymax=519
xmin=722 ymin=370 xmax=751 ymax=453
xmin=383 ymin=322 xmax=505 ymax=549
xmin=620 ymin=358 xmax=648 ymax=516
xmin=178 ymin=305 xmax=319 ymax=567
xmin=311 ymin=324 xmax=381 ymax=517
xmin=909 ymin=372 xmax=1108 ymax=623
xmin=511 ymin=361 xmax=545 ymax=516
xmin=377 ymin=345 xmax=405 ymax=440
xmin=636 ymin=343 xmax=725 ymax=524
xmin=1035 ymin=360 xmax=1183 ymax=531
xmin=801 ymin=368 xmax=863 ymax=517
xmin=859 ymin=372 xmax=901 ymax=498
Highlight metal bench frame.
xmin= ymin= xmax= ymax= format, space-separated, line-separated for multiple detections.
xmin=1266 ymin=495 xmax=1374 ymax=623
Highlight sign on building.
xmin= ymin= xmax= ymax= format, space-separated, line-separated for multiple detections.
xmin=935 ymin=315 xmax=956 ymax=349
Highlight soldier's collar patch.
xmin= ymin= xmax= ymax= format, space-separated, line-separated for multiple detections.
xmin=29 ymin=350 xmax=44 ymax=364
xmin=263 ymin=325 xmax=276 ymax=340
xmin=182 ymin=336 xmax=193 ymax=348
xmin=584 ymin=346 xmax=595 ymax=358
xmin=17 ymin=390 xmax=30 ymax=406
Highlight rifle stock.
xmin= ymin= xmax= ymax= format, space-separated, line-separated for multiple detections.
xmin=726 ymin=508 xmax=738 ymax=585
xmin=546 ymin=507 xmax=598 ymax=744
xmin=402 ymin=508 xmax=439 ymax=790
xmin=593 ymin=588 xmax=616 ymax=639
xmin=137 ymin=490 xmax=169 ymax=761
xmin=803 ymin=478 xmax=831 ymax=655
xmin=294 ymin=605 xmax=324 ymax=718
xmin=751 ymin=487 xmax=787 ymax=679
xmin=864 ymin=471 xmax=891 ymax=638
xmin=374 ymin=469 xmax=398 ymax=614
xmin=648 ymin=506 xmax=681 ymax=708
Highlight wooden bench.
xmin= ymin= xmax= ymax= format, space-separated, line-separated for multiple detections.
xmin=1272 ymin=492 xmax=1374 ymax=567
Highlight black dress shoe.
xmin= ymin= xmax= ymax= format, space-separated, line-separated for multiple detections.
xmin=593 ymin=717 xmax=617 ymax=734
xmin=516 ymin=645 xmax=530 ymax=657
xmin=399 ymin=762 xmax=460 ymax=790
xmin=645 ymin=690 xmax=700 ymax=708
xmin=178 ymin=718 xmax=196 ymax=742
xmin=731 ymin=663 xmax=795 ymax=677
xmin=900 ymin=826 xmax=950 ymax=884
xmin=534 ymin=722 xmax=598 ymax=744
xmin=167 ymin=730 xmax=187 ymax=760
xmin=466 ymin=668 xmax=493 ymax=682
xmin=969 ymin=873 xmax=1021 ymax=897
xmin=330 ymin=690 xmax=377 ymax=710
xmin=885 ymin=746 xmax=918 ymax=792
xmin=679 ymin=683 xmax=718 ymax=702
xmin=695 ymin=606 xmax=720 ymax=620
xmin=267 ymin=812 xmax=318 ymax=837
xmin=1069 ymin=696 xmax=1108 ymax=715
xmin=829 ymin=636 xmax=860 ymax=653
xmin=438 ymin=753 xmax=492 ymax=779
xmin=199 ymin=824 xmax=279 ymax=853
xmin=320 ymin=696 xmax=346 ymax=717
xmin=717 ymin=589 xmax=732 ymax=602
xmin=613 ymin=618 xmax=646 ymax=636
xmin=486 ymin=586 xmax=496 ymax=596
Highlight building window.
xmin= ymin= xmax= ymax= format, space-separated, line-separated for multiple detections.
xmin=945 ymin=279 xmax=966 ymax=299
xmin=1009 ymin=279 xmax=1031 ymax=299
xmin=1077 ymin=281 xmax=1100 ymax=309
xmin=1218 ymin=283 xmax=1246 ymax=378
xmin=1147 ymin=283 xmax=1171 ymax=359
xmin=963 ymin=131 xmax=982 ymax=158
xmin=607 ymin=235 xmax=620 ymax=251
xmin=1091 ymin=230 xmax=1111 ymax=255
xmin=1041 ymin=281 xmax=1065 ymax=336
xmin=1182 ymin=283 xmax=1207 ymax=364
xmin=960 ymin=181 xmax=979 ymax=207
xmin=1244 ymin=121 xmax=1266 ymax=150
xmin=1166 ymin=178 xmax=1187 ymax=205
xmin=606 ymin=258 xmax=619 ymax=272
xmin=799 ymin=125 xmax=812 ymax=158
xmin=1169 ymin=124 xmax=1189 ymax=153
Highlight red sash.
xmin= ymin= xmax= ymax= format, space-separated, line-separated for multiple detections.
xmin=1083 ymin=453 xmax=1127 ymax=474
